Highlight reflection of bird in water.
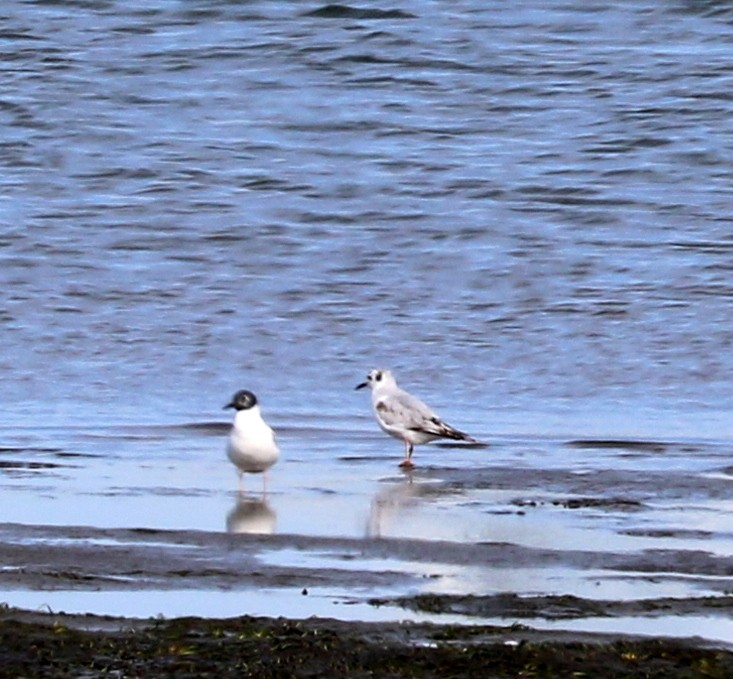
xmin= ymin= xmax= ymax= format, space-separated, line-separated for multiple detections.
xmin=224 ymin=389 xmax=279 ymax=492
xmin=367 ymin=478 xmax=466 ymax=539
xmin=356 ymin=369 xmax=477 ymax=469
xmin=226 ymin=496 xmax=276 ymax=534
xmin=367 ymin=476 xmax=420 ymax=538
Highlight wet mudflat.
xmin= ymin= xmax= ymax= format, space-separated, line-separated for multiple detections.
xmin=2 ymin=482 xmax=733 ymax=647
xmin=3 ymin=427 xmax=733 ymax=650
xmin=2 ymin=432 xmax=733 ymax=679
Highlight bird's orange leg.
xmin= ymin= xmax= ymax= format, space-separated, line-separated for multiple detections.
xmin=399 ymin=441 xmax=415 ymax=469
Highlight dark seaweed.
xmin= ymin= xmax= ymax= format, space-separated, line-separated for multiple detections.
xmin=0 ymin=613 xmax=731 ymax=678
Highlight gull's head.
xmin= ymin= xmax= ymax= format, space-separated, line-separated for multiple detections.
xmin=355 ymin=368 xmax=395 ymax=391
xmin=224 ymin=389 xmax=258 ymax=411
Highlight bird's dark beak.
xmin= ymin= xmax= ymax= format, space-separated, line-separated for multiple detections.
xmin=355 ymin=381 xmax=368 ymax=390
xmin=223 ymin=401 xmax=235 ymax=410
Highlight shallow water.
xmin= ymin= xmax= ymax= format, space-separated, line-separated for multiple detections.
xmin=2 ymin=0 xmax=733 ymax=644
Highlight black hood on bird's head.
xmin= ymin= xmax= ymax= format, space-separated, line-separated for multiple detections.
xmin=224 ymin=390 xmax=258 ymax=411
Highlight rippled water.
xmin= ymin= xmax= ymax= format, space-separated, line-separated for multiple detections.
xmin=2 ymin=0 xmax=733 ymax=640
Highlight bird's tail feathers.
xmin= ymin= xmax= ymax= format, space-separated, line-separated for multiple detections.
xmin=443 ymin=426 xmax=477 ymax=442
xmin=427 ymin=418 xmax=477 ymax=442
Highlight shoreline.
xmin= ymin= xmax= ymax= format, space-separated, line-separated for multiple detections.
xmin=2 ymin=607 xmax=732 ymax=678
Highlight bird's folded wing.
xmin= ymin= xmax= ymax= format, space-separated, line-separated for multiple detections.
xmin=376 ymin=392 xmax=441 ymax=434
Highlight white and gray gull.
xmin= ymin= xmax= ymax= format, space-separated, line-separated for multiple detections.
xmin=356 ymin=368 xmax=477 ymax=468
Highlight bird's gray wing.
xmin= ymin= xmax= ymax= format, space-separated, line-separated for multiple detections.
xmin=376 ymin=390 xmax=442 ymax=433
xmin=377 ymin=390 xmax=474 ymax=441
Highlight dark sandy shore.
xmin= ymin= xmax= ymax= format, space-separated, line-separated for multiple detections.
xmin=2 ymin=607 xmax=733 ymax=678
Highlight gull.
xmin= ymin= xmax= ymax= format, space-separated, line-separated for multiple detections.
xmin=356 ymin=368 xmax=477 ymax=468
xmin=224 ymin=389 xmax=279 ymax=492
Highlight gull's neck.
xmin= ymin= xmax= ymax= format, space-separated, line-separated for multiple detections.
xmin=373 ymin=376 xmax=398 ymax=393
xmin=233 ymin=405 xmax=264 ymax=427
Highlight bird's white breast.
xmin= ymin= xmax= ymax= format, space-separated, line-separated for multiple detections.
xmin=227 ymin=406 xmax=279 ymax=473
